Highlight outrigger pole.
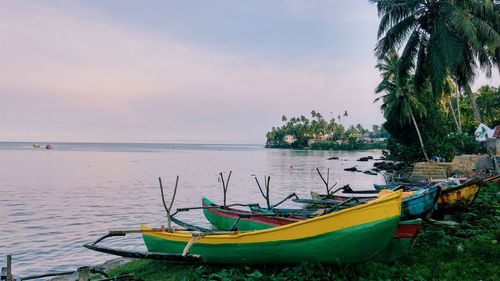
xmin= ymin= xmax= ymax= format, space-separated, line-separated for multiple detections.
xmin=316 ymin=168 xmax=338 ymax=195
xmin=159 ymin=176 xmax=179 ymax=230
xmin=255 ymin=175 xmax=271 ymax=209
xmin=219 ymin=171 xmax=232 ymax=207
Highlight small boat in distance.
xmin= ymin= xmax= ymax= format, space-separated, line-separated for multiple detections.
xmin=32 ymin=144 xmax=41 ymax=148
xmin=45 ymin=144 xmax=54 ymax=149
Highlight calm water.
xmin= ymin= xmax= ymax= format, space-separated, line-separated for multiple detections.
xmin=0 ymin=142 xmax=383 ymax=278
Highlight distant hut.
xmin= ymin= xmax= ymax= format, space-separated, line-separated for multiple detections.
xmin=283 ymin=135 xmax=296 ymax=145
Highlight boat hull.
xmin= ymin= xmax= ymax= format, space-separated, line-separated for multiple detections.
xmin=202 ymin=198 xmax=293 ymax=231
xmin=401 ymin=185 xmax=440 ymax=220
xmin=142 ymin=191 xmax=402 ymax=264
xmin=325 ymin=186 xmax=439 ymax=220
xmin=373 ymin=219 xmax=422 ymax=263
xmin=437 ymin=180 xmax=481 ymax=211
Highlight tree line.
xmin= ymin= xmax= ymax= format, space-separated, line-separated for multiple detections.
xmin=265 ymin=110 xmax=388 ymax=150
xmin=371 ymin=0 xmax=499 ymax=162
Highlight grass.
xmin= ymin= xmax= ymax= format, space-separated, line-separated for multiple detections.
xmin=108 ymin=182 xmax=499 ymax=281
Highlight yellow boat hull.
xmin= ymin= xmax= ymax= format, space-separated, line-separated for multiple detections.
xmin=437 ymin=180 xmax=481 ymax=211
xmin=141 ymin=191 xmax=403 ymax=264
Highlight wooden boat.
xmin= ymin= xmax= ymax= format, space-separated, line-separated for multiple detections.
xmin=483 ymin=174 xmax=500 ymax=184
xmin=374 ymin=182 xmax=425 ymax=191
xmin=312 ymin=185 xmax=440 ymax=220
xmin=141 ymin=191 xmax=402 ymax=264
xmin=437 ymin=178 xmax=482 ymax=211
xmin=378 ymin=185 xmax=440 ymax=219
xmin=202 ymin=197 xmax=421 ymax=263
xmin=201 ymin=197 xmax=303 ymax=231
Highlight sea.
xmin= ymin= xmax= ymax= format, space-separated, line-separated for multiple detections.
xmin=0 ymin=142 xmax=384 ymax=278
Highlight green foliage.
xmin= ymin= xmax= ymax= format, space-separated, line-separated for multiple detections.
xmin=460 ymin=85 xmax=500 ymax=134
xmin=266 ymin=110 xmax=386 ymax=150
xmin=310 ymin=141 xmax=386 ymax=151
xmin=371 ymin=0 xmax=499 ymax=100
xmin=372 ymin=0 xmax=499 ymax=162
xmin=107 ymin=260 xmax=200 ymax=281
xmin=383 ymin=83 xmax=493 ymax=162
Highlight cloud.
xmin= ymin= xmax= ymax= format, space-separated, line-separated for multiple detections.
xmin=0 ymin=1 xmax=387 ymax=142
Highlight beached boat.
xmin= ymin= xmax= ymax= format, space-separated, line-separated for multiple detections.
xmin=378 ymin=185 xmax=440 ymax=219
xmin=140 ymin=191 xmax=402 ymax=264
xmin=311 ymin=184 xmax=439 ymax=220
xmin=437 ymin=179 xmax=482 ymax=211
xmin=483 ymin=174 xmax=500 ymax=184
xmin=373 ymin=182 xmax=425 ymax=191
xmin=201 ymin=197 xmax=303 ymax=231
xmin=202 ymin=197 xmax=420 ymax=263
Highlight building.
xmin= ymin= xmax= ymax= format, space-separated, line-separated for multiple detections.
xmin=283 ymin=135 xmax=296 ymax=144
xmin=307 ymin=134 xmax=330 ymax=147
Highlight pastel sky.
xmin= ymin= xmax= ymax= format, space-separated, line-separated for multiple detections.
xmin=1 ymin=0 xmax=498 ymax=144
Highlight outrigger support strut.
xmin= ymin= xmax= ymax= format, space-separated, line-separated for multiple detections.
xmin=182 ymin=234 xmax=204 ymax=256
xmin=83 ymin=230 xmax=203 ymax=263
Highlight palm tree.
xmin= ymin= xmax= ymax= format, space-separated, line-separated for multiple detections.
xmin=371 ymin=0 xmax=500 ymax=123
xmin=442 ymin=76 xmax=461 ymax=133
xmin=375 ymin=49 xmax=430 ymax=161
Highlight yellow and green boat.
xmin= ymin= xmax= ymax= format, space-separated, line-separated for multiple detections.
xmin=140 ymin=191 xmax=402 ymax=264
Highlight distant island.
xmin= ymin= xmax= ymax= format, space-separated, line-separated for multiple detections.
xmin=265 ymin=110 xmax=388 ymax=150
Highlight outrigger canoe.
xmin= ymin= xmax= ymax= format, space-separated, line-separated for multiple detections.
xmin=201 ymin=197 xmax=303 ymax=231
xmin=141 ymin=191 xmax=402 ymax=264
xmin=202 ymin=197 xmax=421 ymax=264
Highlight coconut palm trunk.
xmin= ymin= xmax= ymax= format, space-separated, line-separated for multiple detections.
xmin=448 ymin=97 xmax=460 ymax=133
xmin=409 ymin=108 xmax=429 ymax=162
xmin=464 ymin=85 xmax=482 ymax=124
xmin=456 ymin=88 xmax=462 ymax=132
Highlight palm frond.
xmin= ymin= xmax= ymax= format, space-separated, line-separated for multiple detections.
xmin=375 ymin=15 xmax=418 ymax=57
xmin=398 ymin=30 xmax=421 ymax=77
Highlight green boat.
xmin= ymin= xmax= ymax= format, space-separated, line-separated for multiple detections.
xmin=140 ymin=191 xmax=402 ymax=264
xmin=202 ymin=197 xmax=421 ymax=263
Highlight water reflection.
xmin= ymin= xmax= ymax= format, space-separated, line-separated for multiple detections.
xmin=0 ymin=143 xmax=383 ymax=277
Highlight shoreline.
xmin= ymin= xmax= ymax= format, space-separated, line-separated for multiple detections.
xmin=104 ymin=182 xmax=499 ymax=281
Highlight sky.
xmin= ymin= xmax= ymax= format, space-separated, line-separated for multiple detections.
xmin=1 ymin=0 xmax=498 ymax=144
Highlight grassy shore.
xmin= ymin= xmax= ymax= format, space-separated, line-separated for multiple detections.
xmin=107 ymin=182 xmax=499 ymax=281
